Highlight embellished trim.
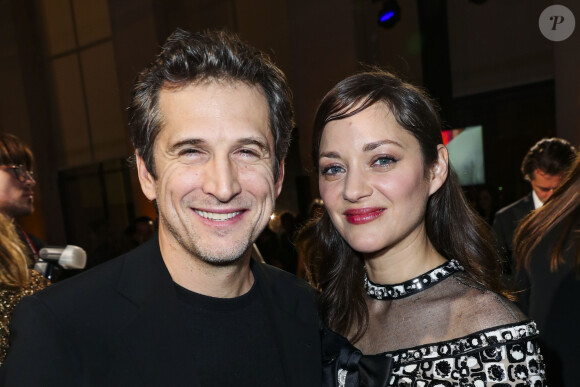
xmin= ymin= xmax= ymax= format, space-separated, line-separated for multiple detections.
xmin=364 ymin=259 xmax=464 ymax=300
xmin=335 ymin=321 xmax=546 ymax=386
xmin=388 ymin=320 xmax=540 ymax=365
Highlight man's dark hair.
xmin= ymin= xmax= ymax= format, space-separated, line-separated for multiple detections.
xmin=521 ymin=137 xmax=577 ymax=180
xmin=0 ymin=133 xmax=34 ymax=170
xmin=128 ymin=28 xmax=294 ymax=181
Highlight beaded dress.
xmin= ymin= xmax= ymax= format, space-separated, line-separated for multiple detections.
xmin=0 ymin=270 xmax=49 ymax=364
xmin=322 ymin=260 xmax=547 ymax=386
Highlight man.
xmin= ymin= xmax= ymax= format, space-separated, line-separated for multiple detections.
xmin=493 ymin=137 xmax=576 ymax=279
xmin=1 ymin=29 xmax=321 ymax=386
xmin=0 ymin=133 xmax=43 ymax=264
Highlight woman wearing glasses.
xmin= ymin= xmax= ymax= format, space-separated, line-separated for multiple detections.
xmin=309 ymin=71 xmax=547 ymax=386
xmin=0 ymin=133 xmax=42 ymax=265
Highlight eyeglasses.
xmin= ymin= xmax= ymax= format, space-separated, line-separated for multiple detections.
xmin=0 ymin=164 xmax=35 ymax=183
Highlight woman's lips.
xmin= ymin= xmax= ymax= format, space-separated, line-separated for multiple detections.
xmin=343 ymin=207 xmax=385 ymax=225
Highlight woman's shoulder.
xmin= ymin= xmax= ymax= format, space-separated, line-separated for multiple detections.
xmin=436 ymin=272 xmax=527 ymax=336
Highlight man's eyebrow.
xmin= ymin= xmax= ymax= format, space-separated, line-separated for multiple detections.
xmin=168 ymin=139 xmax=205 ymax=153
xmin=362 ymin=139 xmax=403 ymax=152
xmin=168 ymin=137 xmax=271 ymax=153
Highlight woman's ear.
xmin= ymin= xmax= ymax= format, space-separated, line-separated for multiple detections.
xmin=428 ymin=145 xmax=449 ymax=195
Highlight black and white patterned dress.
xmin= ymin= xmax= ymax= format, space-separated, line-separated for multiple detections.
xmin=322 ymin=260 xmax=547 ymax=387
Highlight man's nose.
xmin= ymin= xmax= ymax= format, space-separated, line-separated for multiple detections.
xmin=202 ymin=157 xmax=241 ymax=202
xmin=22 ymin=172 xmax=36 ymax=187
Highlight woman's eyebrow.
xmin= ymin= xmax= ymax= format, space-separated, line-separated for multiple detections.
xmin=362 ymin=139 xmax=403 ymax=152
xmin=319 ymin=151 xmax=340 ymax=160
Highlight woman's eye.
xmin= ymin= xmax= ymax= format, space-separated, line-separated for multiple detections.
xmin=372 ymin=156 xmax=395 ymax=167
xmin=321 ymin=165 xmax=344 ymax=176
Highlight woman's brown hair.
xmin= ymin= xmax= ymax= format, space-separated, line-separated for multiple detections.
xmin=514 ymin=154 xmax=580 ymax=272
xmin=0 ymin=213 xmax=29 ymax=288
xmin=308 ymin=70 xmax=504 ymax=342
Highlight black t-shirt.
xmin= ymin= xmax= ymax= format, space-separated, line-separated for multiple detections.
xmin=174 ymin=278 xmax=286 ymax=387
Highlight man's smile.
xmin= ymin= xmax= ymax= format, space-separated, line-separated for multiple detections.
xmin=194 ymin=209 xmax=243 ymax=221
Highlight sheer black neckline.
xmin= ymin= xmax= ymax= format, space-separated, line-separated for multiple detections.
xmin=364 ymin=259 xmax=464 ymax=300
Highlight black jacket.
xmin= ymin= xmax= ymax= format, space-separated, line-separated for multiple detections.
xmin=493 ymin=192 xmax=535 ymax=276
xmin=1 ymin=237 xmax=321 ymax=387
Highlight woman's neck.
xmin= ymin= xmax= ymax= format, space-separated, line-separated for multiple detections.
xmin=363 ymin=230 xmax=446 ymax=285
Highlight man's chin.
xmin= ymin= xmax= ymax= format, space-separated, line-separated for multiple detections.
xmin=200 ymin=255 xmax=245 ymax=267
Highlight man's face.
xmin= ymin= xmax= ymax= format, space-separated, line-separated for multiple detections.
xmin=137 ymin=81 xmax=283 ymax=266
xmin=0 ymin=164 xmax=35 ymax=218
xmin=529 ymin=168 xmax=563 ymax=203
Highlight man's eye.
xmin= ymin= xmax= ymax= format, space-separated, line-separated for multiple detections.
xmin=178 ymin=148 xmax=203 ymax=158
xmin=238 ymin=148 xmax=260 ymax=157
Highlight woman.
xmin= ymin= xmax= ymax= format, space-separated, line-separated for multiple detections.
xmin=514 ymin=153 xmax=579 ymax=386
xmin=0 ymin=212 xmax=48 ymax=364
xmin=310 ymin=70 xmax=546 ymax=386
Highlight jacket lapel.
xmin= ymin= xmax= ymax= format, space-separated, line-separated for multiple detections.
xmin=115 ymin=238 xmax=201 ymax=386
xmin=253 ymin=262 xmax=321 ymax=387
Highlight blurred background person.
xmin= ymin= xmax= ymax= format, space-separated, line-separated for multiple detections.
xmin=126 ymin=216 xmax=155 ymax=248
xmin=0 ymin=133 xmax=43 ymax=266
xmin=85 ymin=218 xmax=118 ymax=270
xmin=474 ymin=186 xmax=497 ymax=225
xmin=294 ymin=198 xmax=324 ymax=280
xmin=494 ymin=138 xmax=577 ymax=284
xmin=513 ymin=153 xmax=580 ymax=387
xmin=0 ymin=212 xmax=49 ymax=364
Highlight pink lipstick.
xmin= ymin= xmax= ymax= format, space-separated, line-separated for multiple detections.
xmin=343 ymin=207 xmax=385 ymax=225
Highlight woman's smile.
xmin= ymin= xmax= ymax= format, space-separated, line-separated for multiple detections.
xmin=343 ymin=207 xmax=385 ymax=224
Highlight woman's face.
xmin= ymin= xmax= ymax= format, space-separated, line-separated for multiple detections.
xmin=318 ymin=103 xmax=441 ymax=257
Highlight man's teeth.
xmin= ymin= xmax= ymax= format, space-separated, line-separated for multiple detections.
xmin=195 ymin=210 xmax=241 ymax=221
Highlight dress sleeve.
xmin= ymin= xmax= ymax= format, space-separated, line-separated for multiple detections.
xmin=481 ymin=339 xmax=546 ymax=385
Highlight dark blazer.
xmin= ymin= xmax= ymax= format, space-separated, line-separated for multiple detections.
xmin=492 ymin=192 xmax=535 ymax=276
xmin=1 ymin=237 xmax=321 ymax=387
xmin=515 ymin=215 xmax=580 ymax=386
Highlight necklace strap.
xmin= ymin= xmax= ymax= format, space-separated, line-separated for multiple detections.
xmin=364 ymin=259 xmax=464 ymax=300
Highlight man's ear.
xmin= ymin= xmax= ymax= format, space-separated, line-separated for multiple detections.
xmin=428 ymin=145 xmax=449 ymax=196
xmin=136 ymin=152 xmax=157 ymax=201
xmin=275 ymin=159 xmax=285 ymax=198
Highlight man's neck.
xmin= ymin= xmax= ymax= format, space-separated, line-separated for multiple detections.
xmin=531 ymin=190 xmax=543 ymax=209
xmin=158 ymin=231 xmax=254 ymax=299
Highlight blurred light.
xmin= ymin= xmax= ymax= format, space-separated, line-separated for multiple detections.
xmin=270 ymin=213 xmax=275 ymax=220
xmin=378 ymin=0 xmax=401 ymax=28
xmin=379 ymin=11 xmax=395 ymax=22
xmin=498 ymin=186 xmax=503 ymax=191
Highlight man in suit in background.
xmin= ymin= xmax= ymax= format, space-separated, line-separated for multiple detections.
xmin=1 ymin=29 xmax=321 ymax=386
xmin=493 ymin=137 xmax=576 ymax=285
